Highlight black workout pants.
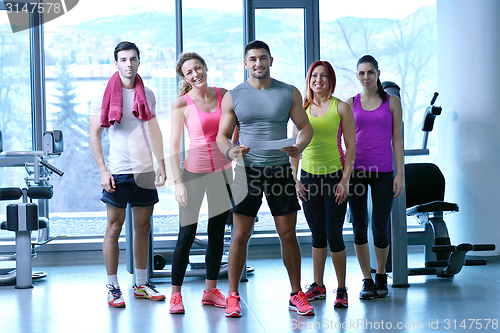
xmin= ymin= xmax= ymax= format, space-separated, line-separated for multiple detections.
xmin=171 ymin=168 xmax=232 ymax=286
xmin=348 ymin=170 xmax=393 ymax=249
xmin=301 ymin=169 xmax=347 ymax=253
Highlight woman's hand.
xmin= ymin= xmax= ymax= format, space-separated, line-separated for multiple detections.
xmin=175 ymin=182 xmax=188 ymax=207
xmin=393 ymin=173 xmax=404 ymax=197
xmin=295 ymin=178 xmax=309 ymax=202
xmin=335 ymin=177 xmax=349 ymax=204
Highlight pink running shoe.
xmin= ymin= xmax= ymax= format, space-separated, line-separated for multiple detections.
xmin=225 ymin=292 xmax=242 ymax=317
xmin=289 ymin=291 xmax=315 ymax=316
xmin=201 ymin=288 xmax=226 ymax=308
xmin=304 ymin=282 xmax=326 ymax=301
xmin=334 ymin=288 xmax=348 ymax=308
xmin=169 ymin=292 xmax=185 ymax=314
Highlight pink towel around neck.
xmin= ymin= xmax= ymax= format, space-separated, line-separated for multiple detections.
xmin=100 ymin=72 xmax=152 ymax=127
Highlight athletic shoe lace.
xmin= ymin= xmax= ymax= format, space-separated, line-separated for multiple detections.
xmin=107 ymin=284 xmax=122 ymax=299
xmin=143 ymin=282 xmax=159 ymax=293
xmin=292 ymin=292 xmax=307 ymax=306
xmin=212 ymin=288 xmax=225 ymax=300
xmin=305 ymin=283 xmax=317 ymax=293
xmin=336 ymin=288 xmax=347 ymax=299
xmin=227 ymin=294 xmax=239 ymax=307
xmin=171 ymin=294 xmax=182 ymax=305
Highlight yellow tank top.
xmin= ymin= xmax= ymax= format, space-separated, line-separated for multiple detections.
xmin=301 ymin=97 xmax=345 ymax=175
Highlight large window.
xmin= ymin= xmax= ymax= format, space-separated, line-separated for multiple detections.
xmin=319 ymin=0 xmax=438 ymax=159
xmin=43 ymin=1 xmax=176 ymax=236
xmin=0 ymin=14 xmax=31 ymax=239
xmin=1 ymin=0 xmax=439 ymax=240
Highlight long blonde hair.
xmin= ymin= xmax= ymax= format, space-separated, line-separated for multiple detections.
xmin=176 ymin=52 xmax=208 ymax=97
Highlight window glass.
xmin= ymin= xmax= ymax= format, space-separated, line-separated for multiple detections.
xmin=319 ymin=0 xmax=438 ymax=160
xmin=254 ymin=8 xmax=308 ymax=232
xmin=0 ymin=14 xmax=31 ymax=239
xmin=43 ymin=1 xmax=176 ymax=237
xmin=175 ymin=1 xmax=243 ymax=234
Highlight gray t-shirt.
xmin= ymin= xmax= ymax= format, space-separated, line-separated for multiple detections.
xmin=231 ymin=79 xmax=293 ymax=167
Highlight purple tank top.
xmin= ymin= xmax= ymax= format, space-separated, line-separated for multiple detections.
xmin=352 ymin=93 xmax=394 ymax=172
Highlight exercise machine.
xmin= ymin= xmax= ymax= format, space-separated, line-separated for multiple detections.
xmin=381 ymin=83 xmax=495 ymax=285
xmin=0 ymin=130 xmax=64 ymax=288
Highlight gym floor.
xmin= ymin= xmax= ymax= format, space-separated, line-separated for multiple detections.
xmin=0 ymin=246 xmax=499 ymax=333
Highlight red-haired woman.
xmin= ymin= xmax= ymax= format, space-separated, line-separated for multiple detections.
xmin=291 ymin=60 xmax=356 ymax=308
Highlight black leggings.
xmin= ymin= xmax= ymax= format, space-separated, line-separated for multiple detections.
xmin=301 ymin=169 xmax=347 ymax=253
xmin=348 ymin=170 xmax=393 ymax=248
xmin=171 ymin=168 xmax=232 ymax=286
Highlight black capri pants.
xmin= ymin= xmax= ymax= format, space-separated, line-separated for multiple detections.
xmin=171 ymin=168 xmax=232 ymax=286
xmin=348 ymin=169 xmax=394 ymax=249
xmin=301 ymin=169 xmax=348 ymax=253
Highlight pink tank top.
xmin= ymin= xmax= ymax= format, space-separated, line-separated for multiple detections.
xmin=183 ymin=87 xmax=231 ymax=173
xmin=352 ymin=93 xmax=394 ymax=172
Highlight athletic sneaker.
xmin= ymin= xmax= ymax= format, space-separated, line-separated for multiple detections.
xmin=304 ymin=282 xmax=327 ymax=301
xmin=374 ymin=273 xmax=389 ymax=298
xmin=107 ymin=284 xmax=125 ymax=308
xmin=289 ymin=291 xmax=315 ymax=316
xmin=359 ymin=278 xmax=375 ymax=300
xmin=201 ymin=288 xmax=226 ymax=308
xmin=225 ymin=292 xmax=242 ymax=317
xmin=169 ymin=292 xmax=185 ymax=314
xmin=334 ymin=287 xmax=348 ymax=308
xmin=133 ymin=282 xmax=166 ymax=301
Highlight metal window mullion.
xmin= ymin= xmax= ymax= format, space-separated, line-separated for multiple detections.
xmin=29 ymin=11 xmax=46 ymax=151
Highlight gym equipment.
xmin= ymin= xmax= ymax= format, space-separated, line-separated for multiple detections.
xmin=405 ymin=162 xmax=495 ymax=276
xmin=380 ymin=84 xmax=495 ymax=284
xmin=0 ymin=130 xmax=64 ymax=287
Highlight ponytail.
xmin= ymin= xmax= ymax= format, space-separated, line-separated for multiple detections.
xmin=178 ymin=80 xmax=192 ymax=97
xmin=376 ymin=78 xmax=387 ymax=103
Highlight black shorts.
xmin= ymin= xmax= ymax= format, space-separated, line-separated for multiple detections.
xmin=231 ymin=163 xmax=300 ymax=217
xmin=101 ymin=172 xmax=159 ymax=209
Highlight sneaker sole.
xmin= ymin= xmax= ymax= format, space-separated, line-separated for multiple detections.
xmin=289 ymin=306 xmax=315 ymax=316
xmin=169 ymin=309 xmax=185 ymax=314
xmin=375 ymin=293 xmax=388 ymax=298
xmin=134 ymin=293 xmax=166 ymax=301
xmin=201 ymin=300 xmax=226 ymax=308
xmin=359 ymin=295 xmax=374 ymax=300
xmin=334 ymin=302 xmax=348 ymax=308
xmin=225 ymin=311 xmax=242 ymax=317
xmin=306 ymin=294 xmax=326 ymax=301
xmin=108 ymin=301 xmax=126 ymax=308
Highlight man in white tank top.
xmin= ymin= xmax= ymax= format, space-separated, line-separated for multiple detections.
xmin=217 ymin=40 xmax=314 ymax=317
xmin=89 ymin=41 xmax=166 ymax=308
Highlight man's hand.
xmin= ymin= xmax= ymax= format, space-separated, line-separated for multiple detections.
xmin=100 ymin=170 xmax=116 ymax=193
xmin=281 ymin=144 xmax=301 ymax=158
xmin=155 ymin=165 xmax=166 ymax=187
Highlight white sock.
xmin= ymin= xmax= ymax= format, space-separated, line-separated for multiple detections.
xmin=135 ymin=268 xmax=147 ymax=286
xmin=108 ymin=274 xmax=119 ymax=288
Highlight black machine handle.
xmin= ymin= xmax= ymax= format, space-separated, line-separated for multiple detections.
xmin=472 ymin=244 xmax=496 ymax=251
xmin=39 ymin=158 xmax=64 ymax=177
xmin=430 ymin=92 xmax=439 ymax=105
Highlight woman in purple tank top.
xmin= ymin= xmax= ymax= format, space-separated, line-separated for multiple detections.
xmin=347 ymin=55 xmax=404 ymax=301
xmin=168 ymin=52 xmax=232 ymax=314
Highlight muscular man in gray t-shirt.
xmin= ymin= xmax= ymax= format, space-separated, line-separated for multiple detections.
xmin=217 ymin=40 xmax=314 ymax=317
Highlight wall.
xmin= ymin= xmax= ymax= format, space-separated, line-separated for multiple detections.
xmin=437 ymin=0 xmax=500 ymax=256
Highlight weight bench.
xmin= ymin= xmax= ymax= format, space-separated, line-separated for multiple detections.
xmin=405 ymin=162 xmax=495 ymax=277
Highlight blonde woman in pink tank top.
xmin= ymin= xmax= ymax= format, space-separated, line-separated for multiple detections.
xmin=168 ymin=52 xmax=232 ymax=314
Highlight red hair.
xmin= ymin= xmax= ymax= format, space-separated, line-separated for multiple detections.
xmin=303 ymin=60 xmax=337 ymax=110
